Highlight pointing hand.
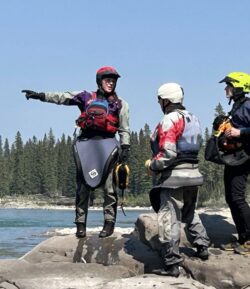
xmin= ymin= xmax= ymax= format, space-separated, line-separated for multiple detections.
xmin=21 ymin=90 xmax=45 ymax=101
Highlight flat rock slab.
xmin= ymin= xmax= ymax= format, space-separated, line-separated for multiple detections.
xmin=0 ymin=260 xmax=215 ymax=289
xmin=0 ymin=260 xmax=131 ymax=289
xmin=102 ymin=274 xmax=216 ymax=289
xmin=22 ymin=232 xmax=163 ymax=274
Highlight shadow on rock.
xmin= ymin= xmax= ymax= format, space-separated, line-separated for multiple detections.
xmin=199 ymin=213 xmax=236 ymax=247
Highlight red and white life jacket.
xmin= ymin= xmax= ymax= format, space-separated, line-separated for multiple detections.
xmin=76 ymin=93 xmax=120 ymax=134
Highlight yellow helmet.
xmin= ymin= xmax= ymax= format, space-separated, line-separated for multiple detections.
xmin=219 ymin=72 xmax=250 ymax=94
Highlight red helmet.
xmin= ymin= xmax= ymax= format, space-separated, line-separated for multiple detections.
xmin=96 ymin=66 xmax=120 ymax=85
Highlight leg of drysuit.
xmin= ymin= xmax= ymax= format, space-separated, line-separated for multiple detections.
xmin=224 ymin=163 xmax=250 ymax=242
xmin=182 ymin=186 xmax=210 ymax=247
xmin=75 ymin=170 xmax=90 ymax=224
xmin=102 ymin=169 xmax=118 ymax=223
xmin=157 ymin=188 xmax=183 ymax=265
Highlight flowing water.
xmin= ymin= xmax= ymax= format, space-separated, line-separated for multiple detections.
xmin=0 ymin=208 xmax=151 ymax=259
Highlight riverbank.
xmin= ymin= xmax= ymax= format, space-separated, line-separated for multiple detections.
xmin=0 ymin=194 xmax=235 ymax=225
xmin=0 ymin=194 xmax=152 ymax=211
xmin=0 ymin=194 xmax=75 ymax=210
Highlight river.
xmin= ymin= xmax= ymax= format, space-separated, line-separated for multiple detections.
xmin=0 ymin=208 xmax=151 ymax=259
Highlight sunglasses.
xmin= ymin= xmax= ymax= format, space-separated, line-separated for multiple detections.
xmin=102 ymin=78 xmax=117 ymax=84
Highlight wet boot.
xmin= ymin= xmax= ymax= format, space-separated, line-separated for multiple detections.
xmin=152 ymin=242 xmax=180 ymax=277
xmin=99 ymin=221 xmax=115 ymax=238
xmin=195 ymin=245 xmax=209 ymax=260
xmin=76 ymin=223 xmax=86 ymax=238
xmin=234 ymin=241 xmax=250 ymax=255
xmin=152 ymin=264 xmax=180 ymax=277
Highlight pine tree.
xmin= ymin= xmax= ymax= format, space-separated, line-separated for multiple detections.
xmin=128 ymin=131 xmax=139 ymax=195
xmin=214 ymin=102 xmax=226 ymax=117
xmin=56 ymin=134 xmax=69 ymax=196
xmin=138 ymin=124 xmax=153 ymax=195
xmin=23 ymin=138 xmax=40 ymax=195
xmin=64 ymin=136 xmax=76 ymax=197
xmin=0 ymin=136 xmax=9 ymax=196
xmin=9 ymin=131 xmax=25 ymax=195
xmin=41 ymin=129 xmax=57 ymax=196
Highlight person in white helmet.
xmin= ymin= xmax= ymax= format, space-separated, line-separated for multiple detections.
xmin=145 ymin=83 xmax=210 ymax=277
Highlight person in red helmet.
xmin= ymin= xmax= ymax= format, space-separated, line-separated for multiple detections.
xmin=22 ymin=66 xmax=130 ymax=238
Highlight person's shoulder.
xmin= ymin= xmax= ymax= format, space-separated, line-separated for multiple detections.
xmin=117 ymin=96 xmax=129 ymax=106
xmin=240 ymin=97 xmax=250 ymax=112
xmin=168 ymin=110 xmax=185 ymax=119
xmin=243 ymin=97 xmax=250 ymax=105
xmin=117 ymin=95 xmax=125 ymax=101
xmin=161 ymin=111 xmax=181 ymax=124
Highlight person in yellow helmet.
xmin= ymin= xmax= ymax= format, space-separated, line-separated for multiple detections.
xmin=218 ymin=72 xmax=250 ymax=254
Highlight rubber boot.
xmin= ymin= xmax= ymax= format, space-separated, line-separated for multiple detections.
xmin=99 ymin=221 xmax=115 ymax=238
xmin=76 ymin=223 xmax=86 ymax=238
xmin=152 ymin=264 xmax=180 ymax=277
xmin=152 ymin=243 xmax=180 ymax=277
xmin=195 ymin=245 xmax=209 ymax=260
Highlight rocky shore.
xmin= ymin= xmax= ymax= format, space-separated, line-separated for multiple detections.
xmin=1 ymin=208 xmax=250 ymax=289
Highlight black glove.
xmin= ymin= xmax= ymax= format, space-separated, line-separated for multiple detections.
xmin=21 ymin=90 xmax=45 ymax=101
xmin=119 ymin=145 xmax=130 ymax=163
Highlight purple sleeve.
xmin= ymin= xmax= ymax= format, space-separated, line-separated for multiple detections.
xmin=69 ymin=91 xmax=92 ymax=111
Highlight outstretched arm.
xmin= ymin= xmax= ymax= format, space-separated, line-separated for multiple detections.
xmin=22 ymin=90 xmax=82 ymax=105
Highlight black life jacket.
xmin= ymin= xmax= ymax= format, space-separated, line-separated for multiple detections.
xmin=205 ymin=97 xmax=250 ymax=166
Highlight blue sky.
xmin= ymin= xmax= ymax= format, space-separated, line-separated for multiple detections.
xmin=1 ymin=0 xmax=250 ymax=144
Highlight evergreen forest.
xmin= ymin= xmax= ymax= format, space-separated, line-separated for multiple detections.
xmin=0 ymin=103 xmax=248 ymax=207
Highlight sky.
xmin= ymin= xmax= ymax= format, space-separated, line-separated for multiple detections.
xmin=1 ymin=0 xmax=250 ymax=144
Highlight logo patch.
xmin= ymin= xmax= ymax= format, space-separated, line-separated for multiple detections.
xmin=89 ymin=169 xmax=98 ymax=179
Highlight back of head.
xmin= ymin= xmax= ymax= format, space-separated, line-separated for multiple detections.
xmin=157 ymin=83 xmax=184 ymax=103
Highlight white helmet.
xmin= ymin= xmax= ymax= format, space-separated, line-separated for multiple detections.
xmin=157 ymin=83 xmax=184 ymax=103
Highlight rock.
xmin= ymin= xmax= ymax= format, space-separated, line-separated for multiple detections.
xmin=135 ymin=212 xmax=250 ymax=289
xmin=0 ymin=260 xmax=131 ymax=289
xmin=134 ymin=213 xmax=191 ymax=249
xmin=22 ymin=231 xmax=163 ymax=274
xmin=1 ymin=211 xmax=250 ymax=289
xmin=101 ymin=274 xmax=216 ymax=289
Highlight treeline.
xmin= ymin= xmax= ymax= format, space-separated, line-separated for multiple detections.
xmin=1 ymin=104 xmax=244 ymax=206
xmin=0 ymin=126 xmax=153 ymax=202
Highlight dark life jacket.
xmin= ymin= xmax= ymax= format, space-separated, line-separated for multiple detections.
xmin=205 ymin=97 xmax=250 ymax=166
xmin=76 ymin=92 xmax=120 ymax=134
